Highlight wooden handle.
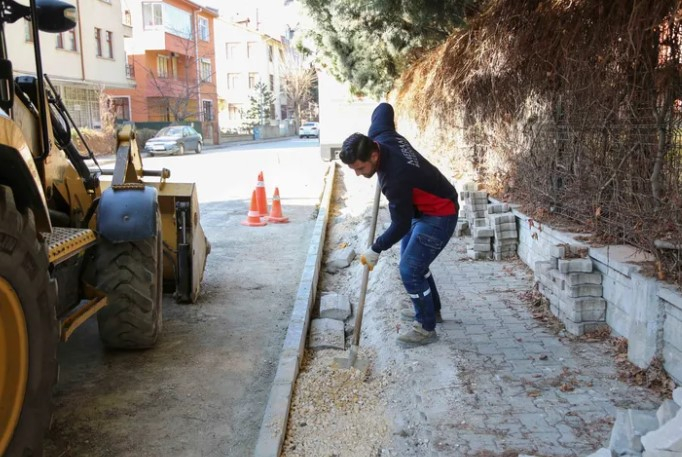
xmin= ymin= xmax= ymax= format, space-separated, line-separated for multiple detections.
xmin=351 ymin=181 xmax=381 ymax=347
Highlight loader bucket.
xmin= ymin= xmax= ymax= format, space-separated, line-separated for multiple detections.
xmin=154 ymin=181 xmax=209 ymax=303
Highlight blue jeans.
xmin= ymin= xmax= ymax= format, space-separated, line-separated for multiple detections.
xmin=399 ymin=214 xmax=458 ymax=331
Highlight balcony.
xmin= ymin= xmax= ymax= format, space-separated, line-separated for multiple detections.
xmin=125 ymin=64 xmax=135 ymax=79
xmin=122 ymin=10 xmax=132 ymax=38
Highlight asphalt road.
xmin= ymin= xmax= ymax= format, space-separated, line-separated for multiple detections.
xmin=44 ymin=138 xmax=330 ymax=457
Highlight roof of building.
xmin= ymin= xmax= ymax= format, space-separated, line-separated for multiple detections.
xmin=219 ymin=17 xmax=284 ymax=45
xmin=178 ymin=0 xmax=219 ymax=17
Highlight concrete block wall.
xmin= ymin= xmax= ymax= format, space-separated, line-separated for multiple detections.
xmin=509 ymin=203 xmax=682 ymax=384
xmin=660 ymin=287 xmax=682 ymax=383
xmin=590 ymin=247 xmax=664 ymax=370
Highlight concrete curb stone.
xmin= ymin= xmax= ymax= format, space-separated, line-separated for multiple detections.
xmin=253 ymin=162 xmax=336 ymax=457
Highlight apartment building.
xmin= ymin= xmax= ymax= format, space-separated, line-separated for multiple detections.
xmin=214 ymin=19 xmax=287 ymax=133
xmin=108 ymin=0 xmax=219 ymax=143
xmin=4 ymin=0 xmax=133 ymax=129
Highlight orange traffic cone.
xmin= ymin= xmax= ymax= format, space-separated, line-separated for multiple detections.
xmin=256 ymin=171 xmax=268 ymax=216
xmin=267 ymin=187 xmax=289 ymax=223
xmin=241 ymin=189 xmax=267 ymax=227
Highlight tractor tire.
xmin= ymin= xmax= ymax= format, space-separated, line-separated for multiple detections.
xmin=95 ymin=211 xmax=163 ymax=349
xmin=0 ymin=185 xmax=58 ymax=457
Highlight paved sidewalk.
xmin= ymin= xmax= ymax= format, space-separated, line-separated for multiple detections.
xmin=365 ymin=230 xmax=663 ymax=456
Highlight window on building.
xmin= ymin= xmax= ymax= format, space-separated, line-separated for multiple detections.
xmin=202 ymin=100 xmax=213 ymax=121
xmin=67 ymin=30 xmax=77 ymax=51
xmin=269 ymin=74 xmax=274 ymax=91
xmin=56 ymin=33 xmax=64 ymax=49
xmin=226 ymin=42 xmax=239 ymax=59
xmin=24 ymin=20 xmax=33 ymax=42
xmin=227 ymin=73 xmax=240 ymax=90
xmin=157 ymin=55 xmax=170 ymax=78
xmin=228 ymin=104 xmax=242 ymax=121
xmin=171 ymin=55 xmax=178 ymax=78
xmin=142 ymin=2 xmax=163 ymax=29
xmin=200 ymin=59 xmax=212 ymax=82
xmin=198 ymin=16 xmax=209 ymax=41
xmin=268 ymin=44 xmax=273 ymax=62
xmin=247 ymin=41 xmax=257 ymax=59
xmin=164 ymin=4 xmax=191 ymax=39
xmin=95 ymin=28 xmax=102 ymax=57
xmin=123 ymin=9 xmax=132 ymax=26
xmin=106 ymin=31 xmax=113 ymax=58
xmin=248 ymin=73 xmax=258 ymax=89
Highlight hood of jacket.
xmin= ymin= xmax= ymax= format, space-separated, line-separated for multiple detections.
xmin=368 ymin=103 xmax=396 ymax=138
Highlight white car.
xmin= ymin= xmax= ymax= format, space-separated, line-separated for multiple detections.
xmin=299 ymin=122 xmax=319 ymax=139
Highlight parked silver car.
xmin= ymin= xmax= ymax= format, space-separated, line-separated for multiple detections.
xmin=144 ymin=125 xmax=203 ymax=155
xmin=298 ymin=122 xmax=319 ymax=139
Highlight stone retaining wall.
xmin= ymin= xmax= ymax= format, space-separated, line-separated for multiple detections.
xmin=506 ymin=203 xmax=682 ymax=384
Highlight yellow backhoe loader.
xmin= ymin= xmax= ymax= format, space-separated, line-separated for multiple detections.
xmin=0 ymin=1 xmax=209 ymax=455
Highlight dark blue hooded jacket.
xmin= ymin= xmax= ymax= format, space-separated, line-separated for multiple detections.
xmin=369 ymin=103 xmax=458 ymax=253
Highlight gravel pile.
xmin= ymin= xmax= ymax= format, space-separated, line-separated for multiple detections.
xmin=282 ymin=349 xmax=390 ymax=457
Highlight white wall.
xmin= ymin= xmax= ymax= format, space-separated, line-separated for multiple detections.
xmin=5 ymin=0 xmax=130 ymax=89
xmin=214 ymin=18 xmax=284 ymax=132
xmin=317 ymin=70 xmax=379 ymax=160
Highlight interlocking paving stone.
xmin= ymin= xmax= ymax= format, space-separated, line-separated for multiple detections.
xmin=374 ymin=233 xmax=662 ymax=457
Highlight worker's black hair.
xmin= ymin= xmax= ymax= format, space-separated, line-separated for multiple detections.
xmin=339 ymin=133 xmax=377 ymax=164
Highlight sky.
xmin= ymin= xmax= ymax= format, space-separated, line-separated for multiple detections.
xmin=198 ymin=0 xmax=305 ymax=38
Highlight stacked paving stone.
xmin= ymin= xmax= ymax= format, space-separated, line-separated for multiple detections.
xmin=535 ymin=245 xmax=606 ymax=336
xmin=486 ymin=203 xmax=518 ymax=260
xmin=455 ymin=182 xmax=479 ymax=237
xmin=468 ymin=219 xmax=493 ymax=260
xmin=458 ymin=186 xmax=493 ymax=259
xmin=462 ymin=190 xmax=489 ymax=225
xmin=587 ymin=387 xmax=682 ymax=457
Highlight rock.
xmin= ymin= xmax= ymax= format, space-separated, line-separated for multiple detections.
xmin=609 ymin=408 xmax=658 ymax=455
xmin=641 ymin=409 xmax=682 ymax=453
xmin=657 ymin=400 xmax=680 ymax=427
xmin=308 ymin=318 xmax=345 ymax=350
xmin=319 ymin=293 xmax=352 ymax=321
xmin=326 ymin=246 xmax=356 ymax=273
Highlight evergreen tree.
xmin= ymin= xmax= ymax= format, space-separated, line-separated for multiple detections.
xmin=301 ymin=0 xmax=477 ymax=97
xmin=242 ymin=82 xmax=276 ymax=130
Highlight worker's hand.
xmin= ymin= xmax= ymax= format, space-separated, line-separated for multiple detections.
xmin=360 ymin=248 xmax=380 ymax=271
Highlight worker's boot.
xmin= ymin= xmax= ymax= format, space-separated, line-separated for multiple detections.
xmin=397 ymin=322 xmax=437 ymax=346
xmin=400 ymin=307 xmax=443 ymax=323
